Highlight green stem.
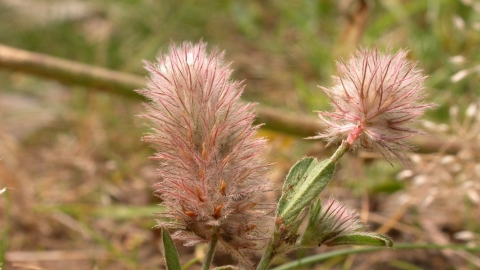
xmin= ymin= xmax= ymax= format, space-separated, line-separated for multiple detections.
xmin=256 ymin=234 xmax=278 ymax=270
xmin=270 ymin=243 xmax=480 ymax=270
xmin=202 ymin=232 xmax=219 ymax=270
xmin=257 ymin=140 xmax=352 ymax=270
xmin=329 ymin=140 xmax=351 ymax=163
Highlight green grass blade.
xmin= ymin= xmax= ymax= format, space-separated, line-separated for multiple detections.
xmin=271 ymin=243 xmax=480 ymax=270
xmin=162 ymin=228 xmax=181 ymax=270
xmin=0 ymin=188 xmax=11 ymax=266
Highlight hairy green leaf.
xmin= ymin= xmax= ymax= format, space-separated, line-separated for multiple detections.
xmin=328 ymin=233 xmax=394 ymax=248
xmin=277 ymin=157 xmax=335 ymax=225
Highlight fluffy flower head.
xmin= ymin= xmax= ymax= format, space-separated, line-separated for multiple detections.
xmin=314 ymin=48 xmax=434 ymax=163
xmin=138 ymin=42 xmax=271 ymax=266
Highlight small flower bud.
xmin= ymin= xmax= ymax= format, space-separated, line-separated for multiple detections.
xmin=301 ymin=197 xmax=364 ymax=247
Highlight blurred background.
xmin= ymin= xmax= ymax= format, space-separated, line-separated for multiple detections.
xmin=0 ymin=0 xmax=479 ymax=269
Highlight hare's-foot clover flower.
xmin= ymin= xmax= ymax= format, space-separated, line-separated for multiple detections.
xmin=313 ymin=48 xmax=434 ymax=163
xmin=138 ymin=42 xmax=271 ymax=266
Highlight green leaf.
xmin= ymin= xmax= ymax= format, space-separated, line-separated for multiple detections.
xmin=162 ymin=228 xmax=181 ymax=270
xmin=327 ymin=233 xmax=394 ymax=248
xmin=277 ymin=157 xmax=335 ymax=225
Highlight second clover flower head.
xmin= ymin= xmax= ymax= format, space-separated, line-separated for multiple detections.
xmin=313 ymin=48 xmax=435 ymax=163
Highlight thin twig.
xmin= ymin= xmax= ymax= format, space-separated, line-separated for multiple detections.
xmin=0 ymin=43 xmax=458 ymax=153
xmin=336 ymin=0 xmax=370 ymax=57
xmin=0 ymin=44 xmax=322 ymax=137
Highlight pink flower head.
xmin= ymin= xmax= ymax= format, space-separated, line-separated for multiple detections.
xmin=138 ymin=42 xmax=271 ymax=266
xmin=313 ymin=48 xmax=434 ymax=163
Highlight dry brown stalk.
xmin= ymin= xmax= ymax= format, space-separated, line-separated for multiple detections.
xmin=0 ymin=43 xmax=457 ymax=154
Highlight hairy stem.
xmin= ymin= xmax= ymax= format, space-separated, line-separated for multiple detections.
xmin=256 ymin=232 xmax=280 ymax=270
xmin=202 ymin=232 xmax=219 ymax=270
xmin=329 ymin=140 xmax=351 ymax=163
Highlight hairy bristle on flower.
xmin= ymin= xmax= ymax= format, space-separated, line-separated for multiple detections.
xmin=137 ymin=42 xmax=271 ymax=267
xmin=301 ymin=197 xmax=365 ymax=248
xmin=317 ymin=197 xmax=364 ymax=244
xmin=312 ymin=48 xmax=434 ymax=163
